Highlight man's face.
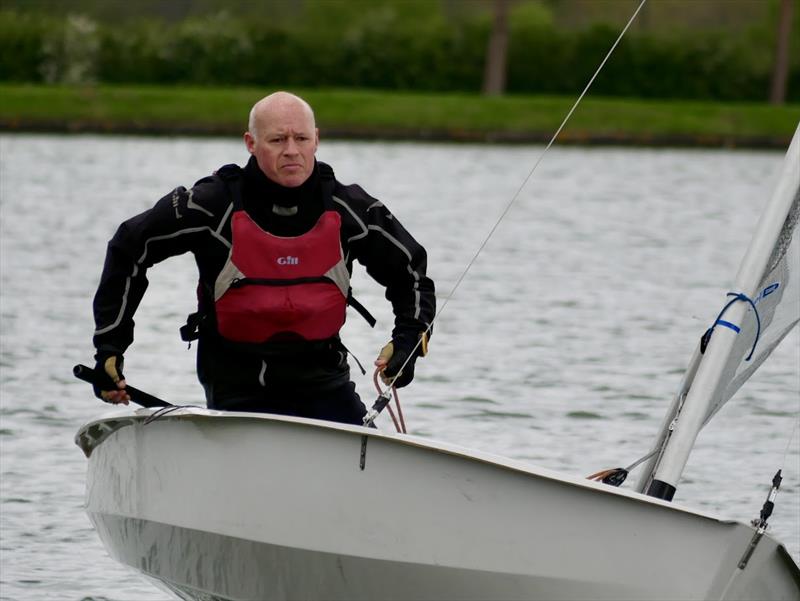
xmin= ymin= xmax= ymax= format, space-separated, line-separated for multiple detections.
xmin=244 ymin=101 xmax=319 ymax=188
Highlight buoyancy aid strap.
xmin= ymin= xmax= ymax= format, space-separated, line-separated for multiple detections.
xmin=347 ymin=291 xmax=377 ymax=328
xmin=338 ymin=340 xmax=367 ymax=375
xmin=180 ymin=311 xmax=203 ymax=342
xmin=181 ymin=280 xmax=216 ymax=342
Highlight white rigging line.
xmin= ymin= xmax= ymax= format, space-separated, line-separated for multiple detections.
xmin=781 ymin=414 xmax=800 ymax=467
xmin=370 ymin=0 xmax=649 ymax=404
xmin=435 ymin=0 xmax=648 ymax=319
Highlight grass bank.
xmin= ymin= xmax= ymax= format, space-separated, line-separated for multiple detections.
xmin=1 ymin=84 xmax=798 ymax=148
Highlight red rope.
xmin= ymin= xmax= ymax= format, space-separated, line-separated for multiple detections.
xmin=373 ymin=369 xmax=406 ymax=433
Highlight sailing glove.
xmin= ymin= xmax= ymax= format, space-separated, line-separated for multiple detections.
xmin=93 ymin=351 xmax=126 ymax=402
xmin=377 ymin=331 xmax=429 ymax=388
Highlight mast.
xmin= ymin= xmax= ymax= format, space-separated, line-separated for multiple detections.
xmin=646 ymin=124 xmax=800 ymax=501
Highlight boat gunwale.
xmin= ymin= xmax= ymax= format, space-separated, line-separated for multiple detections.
xmin=75 ymin=406 xmax=765 ymax=527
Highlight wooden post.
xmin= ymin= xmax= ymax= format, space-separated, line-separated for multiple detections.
xmin=483 ymin=0 xmax=510 ymax=96
xmin=770 ymin=0 xmax=794 ymax=105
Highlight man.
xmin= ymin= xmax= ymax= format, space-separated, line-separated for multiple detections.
xmin=92 ymin=91 xmax=435 ymax=425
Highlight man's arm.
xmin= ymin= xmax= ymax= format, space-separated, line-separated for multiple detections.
xmin=335 ymin=184 xmax=436 ymax=385
xmin=92 ymin=179 xmax=231 ymax=396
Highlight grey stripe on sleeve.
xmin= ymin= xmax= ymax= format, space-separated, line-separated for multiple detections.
xmin=187 ymin=188 xmax=215 ymax=217
xmin=367 ymin=225 xmax=413 ymax=262
xmin=366 ymin=224 xmax=422 ymax=318
xmin=95 ymin=225 xmax=231 ymax=336
xmin=333 ymin=196 xmax=368 ymax=243
xmin=407 ymin=264 xmax=422 ymax=319
xmin=332 ymin=196 xmax=423 ymax=318
xmin=216 ymin=202 xmax=234 ymax=235
xmin=94 ymin=275 xmax=133 ymax=335
xmin=137 ymin=226 xmax=231 ymax=265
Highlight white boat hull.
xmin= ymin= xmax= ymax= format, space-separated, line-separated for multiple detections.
xmin=76 ymin=408 xmax=800 ymax=601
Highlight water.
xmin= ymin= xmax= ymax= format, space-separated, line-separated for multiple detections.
xmin=1 ymin=134 xmax=798 ymax=600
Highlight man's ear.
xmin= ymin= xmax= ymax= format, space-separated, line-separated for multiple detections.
xmin=243 ymin=131 xmax=255 ymax=153
xmin=314 ymin=128 xmax=320 ymax=150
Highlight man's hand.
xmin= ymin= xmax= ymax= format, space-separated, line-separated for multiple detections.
xmin=93 ymin=353 xmax=130 ymax=404
xmin=374 ymin=332 xmax=428 ymax=388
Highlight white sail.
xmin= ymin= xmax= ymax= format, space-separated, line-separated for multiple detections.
xmin=639 ymin=123 xmax=800 ymax=496
xmin=708 ymin=199 xmax=799 ymax=421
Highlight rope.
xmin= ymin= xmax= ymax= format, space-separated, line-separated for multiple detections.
xmin=701 ymin=292 xmax=762 ymax=361
xmin=587 ymin=449 xmax=658 ymax=486
xmin=376 ymin=0 xmax=650 ymax=397
xmin=143 ymin=405 xmax=195 ymax=424
xmin=373 ymin=369 xmax=406 ymax=433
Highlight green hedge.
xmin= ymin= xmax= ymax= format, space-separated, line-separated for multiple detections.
xmin=0 ymin=8 xmax=797 ymax=102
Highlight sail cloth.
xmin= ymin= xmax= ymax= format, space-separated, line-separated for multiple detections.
xmin=705 ymin=193 xmax=799 ymax=423
xmin=638 ymin=124 xmax=800 ymax=494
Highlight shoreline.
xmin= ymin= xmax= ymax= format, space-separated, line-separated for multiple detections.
xmin=1 ymin=119 xmax=792 ymax=149
xmin=1 ymin=84 xmax=798 ymax=149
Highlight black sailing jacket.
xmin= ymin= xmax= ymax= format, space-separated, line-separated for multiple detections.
xmin=92 ymin=159 xmax=435 ymax=398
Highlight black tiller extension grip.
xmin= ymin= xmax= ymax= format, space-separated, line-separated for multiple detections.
xmin=73 ymin=364 xmax=172 ymax=408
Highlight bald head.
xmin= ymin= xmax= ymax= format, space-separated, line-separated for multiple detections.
xmin=244 ymin=91 xmax=319 ymax=188
xmin=247 ymin=91 xmax=316 ymax=139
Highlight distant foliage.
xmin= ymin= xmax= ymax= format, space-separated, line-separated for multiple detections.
xmin=0 ymin=7 xmax=796 ymax=102
xmin=41 ymin=14 xmax=100 ymax=84
xmin=0 ymin=11 xmax=54 ymax=82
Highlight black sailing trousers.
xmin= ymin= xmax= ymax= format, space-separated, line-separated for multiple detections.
xmin=205 ymin=381 xmax=368 ymax=426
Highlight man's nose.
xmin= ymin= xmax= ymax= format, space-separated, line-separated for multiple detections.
xmin=283 ymin=138 xmax=299 ymax=155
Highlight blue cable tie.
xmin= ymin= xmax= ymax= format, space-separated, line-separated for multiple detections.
xmin=706 ymin=292 xmax=761 ymax=361
xmin=715 ymin=319 xmax=741 ymax=333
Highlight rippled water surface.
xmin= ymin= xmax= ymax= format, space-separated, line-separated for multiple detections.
xmin=1 ymin=134 xmax=798 ymax=600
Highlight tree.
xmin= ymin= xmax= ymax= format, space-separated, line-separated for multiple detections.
xmin=483 ymin=0 xmax=510 ymax=95
xmin=769 ymin=0 xmax=794 ymax=104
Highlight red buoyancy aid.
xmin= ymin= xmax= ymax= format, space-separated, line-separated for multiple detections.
xmin=213 ymin=209 xmax=350 ymax=344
